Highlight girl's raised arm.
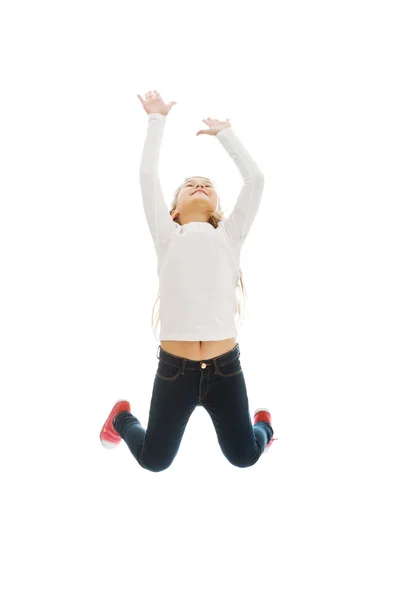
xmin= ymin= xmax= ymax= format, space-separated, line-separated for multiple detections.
xmin=196 ymin=116 xmax=265 ymax=243
xmin=138 ymin=91 xmax=178 ymax=245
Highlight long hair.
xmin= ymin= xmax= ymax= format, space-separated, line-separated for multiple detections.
xmin=151 ymin=176 xmax=247 ymax=340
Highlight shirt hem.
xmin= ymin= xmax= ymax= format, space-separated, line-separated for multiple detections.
xmin=159 ymin=329 xmax=237 ymax=342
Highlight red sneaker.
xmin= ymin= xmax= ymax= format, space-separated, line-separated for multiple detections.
xmin=100 ymin=399 xmax=131 ymax=449
xmin=254 ymin=407 xmax=278 ymax=453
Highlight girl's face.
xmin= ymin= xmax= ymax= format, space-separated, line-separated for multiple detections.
xmin=171 ymin=178 xmax=218 ymax=221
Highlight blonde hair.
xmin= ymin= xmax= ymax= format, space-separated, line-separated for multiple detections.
xmin=152 ymin=176 xmax=247 ymax=340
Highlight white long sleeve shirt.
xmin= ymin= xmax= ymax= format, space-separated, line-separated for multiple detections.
xmin=139 ymin=112 xmax=264 ymax=341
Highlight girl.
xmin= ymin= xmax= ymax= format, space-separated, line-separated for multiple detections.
xmin=100 ymin=90 xmax=277 ymax=471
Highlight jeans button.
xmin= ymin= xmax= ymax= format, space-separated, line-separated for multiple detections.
xmin=201 ymin=362 xmax=207 ymax=369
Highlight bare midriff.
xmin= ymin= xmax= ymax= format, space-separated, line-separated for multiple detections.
xmin=160 ymin=337 xmax=237 ymax=361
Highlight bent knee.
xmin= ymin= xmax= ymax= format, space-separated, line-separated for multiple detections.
xmin=139 ymin=457 xmax=174 ymax=472
xmin=226 ymin=451 xmax=260 ymax=468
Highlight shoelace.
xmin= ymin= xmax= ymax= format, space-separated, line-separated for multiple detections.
xmin=266 ymin=436 xmax=279 ymax=447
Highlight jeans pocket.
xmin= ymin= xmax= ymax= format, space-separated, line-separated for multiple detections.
xmin=215 ymin=357 xmax=243 ymax=377
xmin=156 ymin=359 xmax=181 ymax=381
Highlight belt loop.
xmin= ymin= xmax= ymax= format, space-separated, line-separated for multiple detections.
xmin=213 ymin=358 xmax=218 ymax=375
xmin=181 ymin=359 xmax=186 ymax=375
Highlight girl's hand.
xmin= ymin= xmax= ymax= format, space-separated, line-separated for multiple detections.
xmin=137 ymin=90 xmax=177 ymax=116
xmin=196 ymin=117 xmax=231 ymax=136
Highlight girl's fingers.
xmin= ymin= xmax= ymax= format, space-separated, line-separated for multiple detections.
xmin=202 ymin=117 xmax=229 ymax=126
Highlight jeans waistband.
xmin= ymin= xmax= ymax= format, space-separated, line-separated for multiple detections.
xmin=156 ymin=343 xmax=240 ymax=374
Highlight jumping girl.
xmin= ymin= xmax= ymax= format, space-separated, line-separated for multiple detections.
xmin=100 ymin=89 xmax=277 ymax=471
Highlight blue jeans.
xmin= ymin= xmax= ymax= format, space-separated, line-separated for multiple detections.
xmin=113 ymin=343 xmax=274 ymax=472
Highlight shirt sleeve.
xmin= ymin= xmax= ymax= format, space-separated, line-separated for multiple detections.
xmin=215 ymin=127 xmax=265 ymax=242
xmin=139 ymin=113 xmax=177 ymax=245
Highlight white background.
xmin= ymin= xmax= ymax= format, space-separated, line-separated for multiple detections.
xmin=1 ymin=1 xmax=399 ymax=598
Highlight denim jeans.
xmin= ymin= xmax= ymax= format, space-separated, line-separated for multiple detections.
xmin=113 ymin=342 xmax=274 ymax=472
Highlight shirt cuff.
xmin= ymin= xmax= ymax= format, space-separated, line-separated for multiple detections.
xmin=148 ymin=113 xmax=166 ymax=121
